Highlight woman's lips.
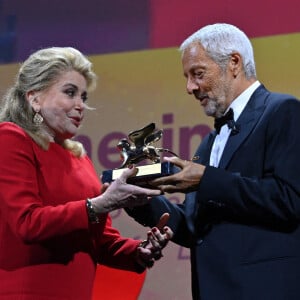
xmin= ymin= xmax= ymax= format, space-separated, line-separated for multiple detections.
xmin=70 ymin=116 xmax=82 ymax=127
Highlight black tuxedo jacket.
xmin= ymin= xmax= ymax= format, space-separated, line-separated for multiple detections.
xmin=127 ymin=85 xmax=300 ymax=299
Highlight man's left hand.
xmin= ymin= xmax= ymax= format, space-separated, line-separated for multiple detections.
xmin=149 ymin=156 xmax=205 ymax=193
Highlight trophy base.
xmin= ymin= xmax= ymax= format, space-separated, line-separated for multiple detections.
xmin=102 ymin=161 xmax=178 ymax=187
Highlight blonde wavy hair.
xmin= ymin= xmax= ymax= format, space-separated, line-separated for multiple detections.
xmin=0 ymin=47 xmax=97 ymax=157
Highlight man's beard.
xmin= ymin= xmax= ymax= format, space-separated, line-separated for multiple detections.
xmin=204 ymin=98 xmax=226 ymax=118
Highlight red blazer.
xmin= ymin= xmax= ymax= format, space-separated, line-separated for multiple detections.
xmin=0 ymin=122 xmax=142 ymax=300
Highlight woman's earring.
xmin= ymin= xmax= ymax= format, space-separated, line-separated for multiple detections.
xmin=30 ymin=96 xmax=43 ymax=125
xmin=33 ymin=111 xmax=43 ymax=124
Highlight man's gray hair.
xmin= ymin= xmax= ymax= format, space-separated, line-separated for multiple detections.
xmin=180 ymin=23 xmax=256 ymax=79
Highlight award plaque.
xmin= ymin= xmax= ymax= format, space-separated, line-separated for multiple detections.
xmin=101 ymin=123 xmax=179 ymax=187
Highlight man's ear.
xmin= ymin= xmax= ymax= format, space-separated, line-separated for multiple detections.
xmin=229 ymin=52 xmax=243 ymax=78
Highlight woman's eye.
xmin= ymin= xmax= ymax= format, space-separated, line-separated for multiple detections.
xmin=81 ymin=92 xmax=88 ymax=102
xmin=65 ymin=89 xmax=75 ymax=97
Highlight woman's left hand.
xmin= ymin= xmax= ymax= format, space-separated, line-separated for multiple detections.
xmin=136 ymin=213 xmax=173 ymax=268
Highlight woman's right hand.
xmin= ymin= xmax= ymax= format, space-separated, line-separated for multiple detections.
xmin=91 ymin=166 xmax=162 ymax=214
xmin=135 ymin=213 xmax=173 ymax=268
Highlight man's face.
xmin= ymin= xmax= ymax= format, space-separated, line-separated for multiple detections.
xmin=182 ymin=42 xmax=233 ymax=118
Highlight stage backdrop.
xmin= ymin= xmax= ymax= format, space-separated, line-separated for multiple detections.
xmin=0 ymin=33 xmax=300 ymax=299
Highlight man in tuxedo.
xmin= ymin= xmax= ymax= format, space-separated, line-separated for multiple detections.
xmin=126 ymin=23 xmax=300 ymax=299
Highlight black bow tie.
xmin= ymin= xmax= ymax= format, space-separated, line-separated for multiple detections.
xmin=214 ymin=108 xmax=238 ymax=134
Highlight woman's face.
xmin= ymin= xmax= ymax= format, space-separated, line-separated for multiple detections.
xmin=30 ymin=70 xmax=88 ymax=143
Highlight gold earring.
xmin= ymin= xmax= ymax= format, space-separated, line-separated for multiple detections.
xmin=33 ymin=112 xmax=43 ymax=124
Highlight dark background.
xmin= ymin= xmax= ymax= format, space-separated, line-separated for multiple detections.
xmin=1 ymin=0 xmax=299 ymax=63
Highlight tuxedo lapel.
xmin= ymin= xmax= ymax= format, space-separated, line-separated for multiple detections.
xmin=192 ymin=131 xmax=216 ymax=165
xmin=218 ymin=85 xmax=268 ymax=169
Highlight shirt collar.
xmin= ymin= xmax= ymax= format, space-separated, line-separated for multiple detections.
xmin=228 ymin=80 xmax=260 ymax=121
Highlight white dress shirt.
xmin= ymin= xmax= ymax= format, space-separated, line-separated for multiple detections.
xmin=209 ymin=81 xmax=261 ymax=167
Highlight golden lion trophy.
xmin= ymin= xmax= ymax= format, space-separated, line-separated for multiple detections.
xmin=101 ymin=123 xmax=178 ymax=187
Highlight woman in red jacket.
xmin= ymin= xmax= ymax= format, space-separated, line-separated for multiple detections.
xmin=0 ymin=47 xmax=172 ymax=300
